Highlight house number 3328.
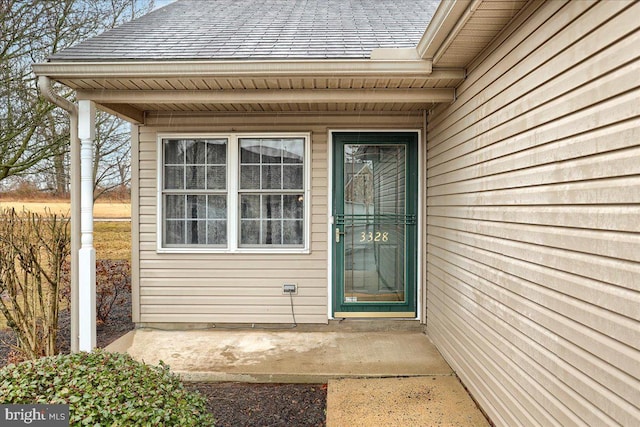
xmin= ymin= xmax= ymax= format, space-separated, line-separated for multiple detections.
xmin=360 ymin=231 xmax=389 ymax=242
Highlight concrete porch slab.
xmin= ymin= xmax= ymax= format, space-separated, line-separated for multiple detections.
xmin=106 ymin=328 xmax=490 ymax=425
xmin=106 ymin=328 xmax=452 ymax=383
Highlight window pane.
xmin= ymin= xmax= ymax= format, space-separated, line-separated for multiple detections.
xmin=186 ymin=195 xmax=206 ymax=219
xmin=207 ymin=166 xmax=226 ymax=190
xmin=206 ymin=140 xmax=226 ymax=164
xmin=207 ymin=220 xmax=227 ymax=245
xmin=185 ymin=165 xmax=205 ymax=189
xmin=207 ymin=195 xmax=226 ymax=219
xmin=240 ymin=140 xmax=261 ymax=163
xmin=166 ymin=195 xmax=184 ymax=219
xmin=240 ymin=165 xmax=260 ymax=189
xmin=283 ymin=165 xmax=303 ymax=189
xmin=186 ymin=220 xmax=206 ymax=244
xmin=283 ymin=195 xmax=304 ymax=219
xmin=165 ymin=166 xmax=184 ymax=189
xmin=261 ymin=140 xmax=283 ymax=163
xmin=262 ymin=165 xmax=281 ymax=189
xmin=262 ymin=195 xmax=282 ymax=219
xmin=262 ymin=220 xmax=282 ymax=244
xmin=282 ymin=139 xmax=304 ymax=163
xmin=240 ymin=220 xmax=260 ymax=244
xmin=185 ymin=140 xmax=205 ymax=164
xmin=283 ymin=220 xmax=303 ymax=244
xmin=164 ymin=140 xmax=184 ymax=164
xmin=240 ymin=195 xmax=260 ymax=219
xmin=165 ymin=220 xmax=184 ymax=245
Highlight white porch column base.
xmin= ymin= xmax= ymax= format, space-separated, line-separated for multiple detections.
xmin=78 ymin=100 xmax=96 ymax=352
xmin=78 ymin=248 xmax=96 ymax=351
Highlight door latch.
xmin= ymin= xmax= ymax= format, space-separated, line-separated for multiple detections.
xmin=335 ymin=227 xmax=345 ymax=243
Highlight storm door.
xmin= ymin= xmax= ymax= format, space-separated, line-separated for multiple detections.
xmin=332 ymin=132 xmax=418 ymax=317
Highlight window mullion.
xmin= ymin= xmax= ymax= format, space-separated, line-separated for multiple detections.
xmin=182 ymin=194 xmax=187 ymax=245
xmin=228 ymin=135 xmax=239 ymax=251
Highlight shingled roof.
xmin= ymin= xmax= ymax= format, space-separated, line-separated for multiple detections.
xmin=49 ymin=0 xmax=439 ymax=61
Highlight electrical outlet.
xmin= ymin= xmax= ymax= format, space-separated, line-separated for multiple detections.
xmin=283 ymin=283 xmax=297 ymax=294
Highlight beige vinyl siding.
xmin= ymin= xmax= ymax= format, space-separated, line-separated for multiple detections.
xmin=376 ymin=147 xmax=406 ymax=215
xmin=134 ymin=113 xmax=423 ymax=324
xmin=426 ymin=1 xmax=640 ymax=426
xmin=376 ymin=147 xmax=407 ymax=292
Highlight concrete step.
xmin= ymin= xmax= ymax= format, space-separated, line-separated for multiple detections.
xmin=107 ymin=329 xmax=450 ymax=383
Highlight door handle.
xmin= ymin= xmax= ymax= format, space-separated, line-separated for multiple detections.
xmin=335 ymin=227 xmax=345 ymax=243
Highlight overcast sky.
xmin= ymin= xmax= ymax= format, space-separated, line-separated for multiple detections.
xmin=153 ymin=0 xmax=176 ymax=10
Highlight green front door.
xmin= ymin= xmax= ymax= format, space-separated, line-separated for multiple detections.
xmin=332 ymin=132 xmax=418 ymax=317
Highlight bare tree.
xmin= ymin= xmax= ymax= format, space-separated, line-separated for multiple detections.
xmin=0 ymin=208 xmax=70 ymax=359
xmin=92 ymin=112 xmax=132 ymax=199
xmin=0 ymin=1 xmax=56 ymax=181
xmin=0 ymin=0 xmax=154 ymax=194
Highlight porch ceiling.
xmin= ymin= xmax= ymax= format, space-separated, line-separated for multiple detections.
xmin=33 ymin=61 xmax=464 ymax=123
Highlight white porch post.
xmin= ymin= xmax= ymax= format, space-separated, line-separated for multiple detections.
xmin=78 ymin=100 xmax=96 ymax=351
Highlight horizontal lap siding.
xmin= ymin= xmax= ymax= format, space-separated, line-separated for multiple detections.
xmin=426 ymin=1 xmax=640 ymax=426
xmin=135 ymin=113 xmax=422 ymax=324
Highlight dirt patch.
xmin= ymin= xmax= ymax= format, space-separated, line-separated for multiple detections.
xmin=0 ymin=260 xmax=326 ymax=426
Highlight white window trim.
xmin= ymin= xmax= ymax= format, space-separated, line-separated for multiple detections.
xmin=156 ymin=132 xmax=311 ymax=254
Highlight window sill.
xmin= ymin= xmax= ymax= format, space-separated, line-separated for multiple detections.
xmin=156 ymin=247 xmax=311 ymax=255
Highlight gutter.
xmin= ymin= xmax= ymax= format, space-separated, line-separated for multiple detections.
xmin=37 ymin=76 xmax=80 ymax=353
xmin=32 ymin=58 xmax=433 ymax=79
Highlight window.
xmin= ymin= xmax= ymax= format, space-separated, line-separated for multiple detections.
xmin=239 ymin=138 xmax=304 ymax=246
xmin=160 ymin=134 xmax=309 ymax=252
xmin=163 ymin=138 xmax=228 ymax=247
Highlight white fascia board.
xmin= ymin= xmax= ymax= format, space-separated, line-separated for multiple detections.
xmin=75 ymin=88 xmax=455 ymax=104
xmin=32 ymin=58 xmax=432 ymax=80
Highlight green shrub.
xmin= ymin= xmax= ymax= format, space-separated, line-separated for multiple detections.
xmin=0 ymin=350 xmax=214 ymax=426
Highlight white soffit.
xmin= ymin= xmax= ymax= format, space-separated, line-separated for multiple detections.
xmin=417 ymin=0 xmax=528 ymax=67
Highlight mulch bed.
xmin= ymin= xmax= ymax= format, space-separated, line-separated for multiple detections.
xmin=0 ymin=261 xmax=327 ymax=426
xmin=191 ymin=382 xmax=326 ymax=427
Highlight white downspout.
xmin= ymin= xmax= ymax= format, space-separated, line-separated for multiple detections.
xmin=37 ymin=76 xmax=80 ymax=353
xmin=37 ymin=77 xmax=96 ymax=352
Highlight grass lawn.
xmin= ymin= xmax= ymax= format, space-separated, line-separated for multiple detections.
xmin=0 ymin=200 xmax=130 ymax=218
xmin=95 ymin=221 xmax=131 ymax=261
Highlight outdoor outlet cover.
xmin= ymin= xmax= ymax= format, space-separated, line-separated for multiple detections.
xmin=283 ymin=284 xmax=297 ymax=294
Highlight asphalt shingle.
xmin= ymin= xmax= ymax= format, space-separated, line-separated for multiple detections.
xmin=49 ymin=0 xmax=439 ymax=61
